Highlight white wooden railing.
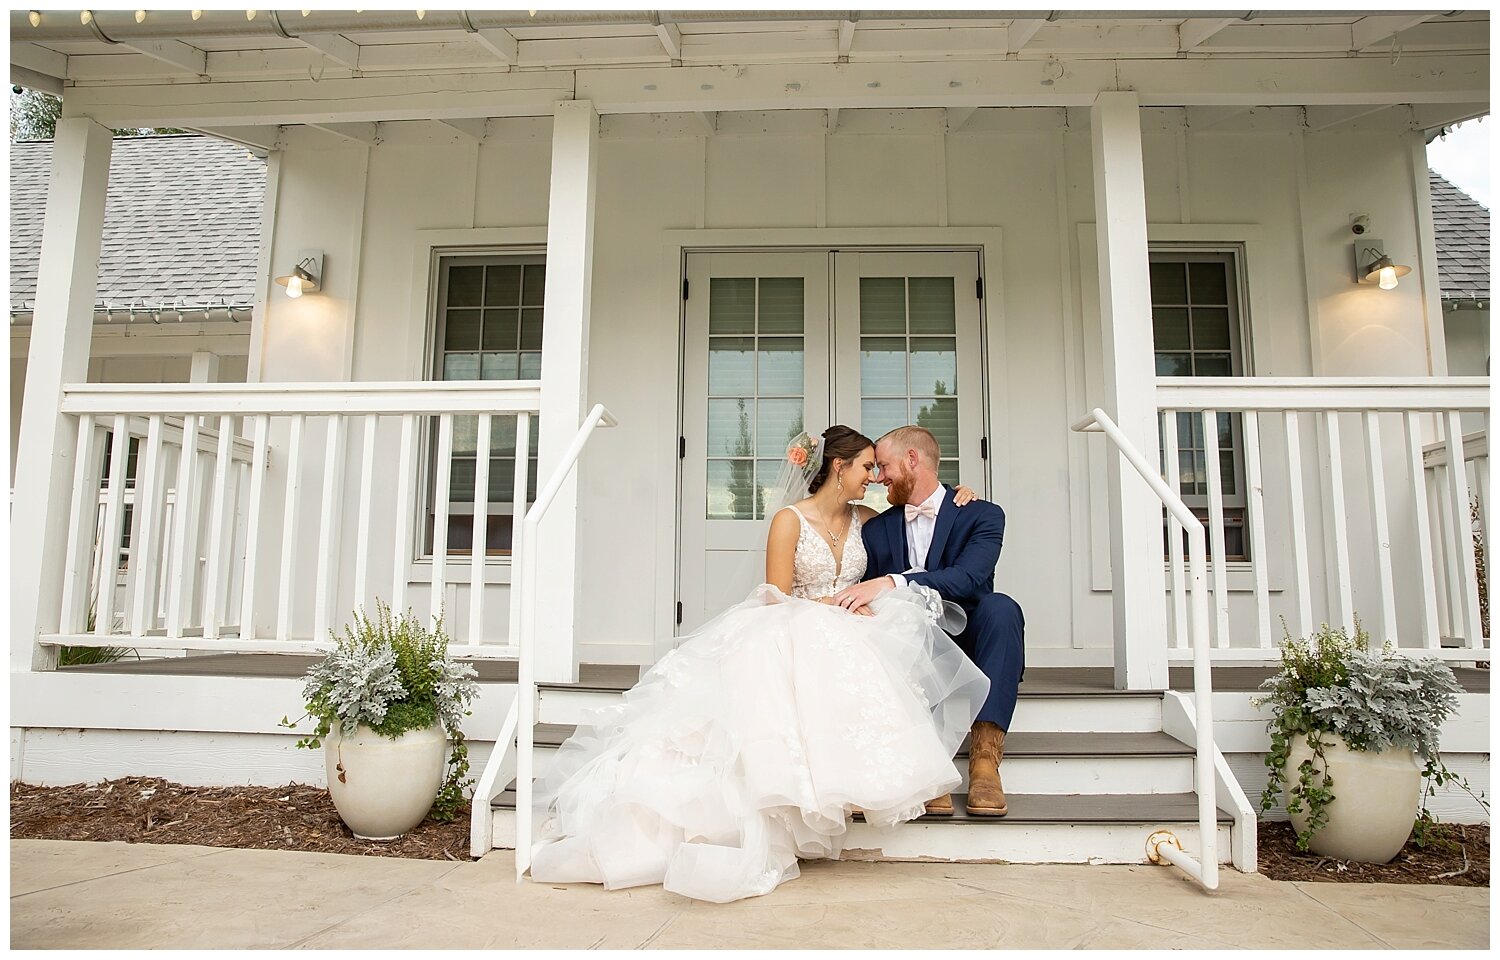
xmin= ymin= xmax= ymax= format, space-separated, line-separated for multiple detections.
xmin=1074 ymin=407 xmax=1219 ymax=891
xmin=460 ymin=403 xmax=619 ymax=869
xmin=1155 ymin=378 xmax=1489 ymax=658
xmin=51 ymin=381 xmax=547 ymax=657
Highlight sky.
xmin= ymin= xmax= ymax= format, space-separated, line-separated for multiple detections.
xmin=1427 ymin=117 xmax=1491 ymax=208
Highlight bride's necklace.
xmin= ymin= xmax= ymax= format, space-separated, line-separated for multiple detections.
xmin=807 ymin=502 xmax=848 ymax=544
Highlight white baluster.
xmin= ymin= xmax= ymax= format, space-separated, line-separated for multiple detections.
xmin=1443 ymin=411 xmax=1483 ymax=646
xmin=1430 ymin=460 xmax=1457 ymax=640
xmin=1320 ymin=411 xmax=1355 ymax=634
xmin=201 ymin=415 xmax=235 ymax=640
xmin=1161 ymin=411 xmax=1188 ymax=649
xmin=126 ymin=415 xmax=166 ymax=634
xmin=1283 ymin=411 xmax=1313 ymax=639
xmin=431 ymin=413 xmax=454 ymax=629
xmin=166 ymin=415 xmax=201 ymax=639
xmin=276 ymin=414 xmax=305 ymax=642
xmin=470 ymin=414 xmax=492 ymax=647
xmin=1201 ymin=410 xmax=1230 ymax=647
xmin=94 ymin=416 xmax=131 ymax=636
xmin=315 ymin=414 xmax=348 ymax=643
xmin=353 ymin=414 xmax=378 ymax=615
xmin=238 ymin=414 xmax=270 ymax=642
xmin=1362 ymin=410 xmax=1398 ymax=648
xmin=60 ymin=414 xmax=104 ymax=635
xmin=509 ymin=413 xmax=531 ymax=648
xmin=390 ymin=413 xmax=417 ymax=616
xmin=1404 ymin=412 xmax=1442 ymax=649
xmin=1242 ymin=411 xmax=1271 ymax=648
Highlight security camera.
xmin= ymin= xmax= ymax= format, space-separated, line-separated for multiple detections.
xmin=1351 ymin=215 xmax=1371 ymax=236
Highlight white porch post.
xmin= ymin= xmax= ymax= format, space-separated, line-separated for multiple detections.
xmin=1091 ymin=92 xmax=1169 ymax=690
xmin=534 ymin=99 xmax=599 ymax=684
xmin=11 ymin=118 xmax=114 ymax=672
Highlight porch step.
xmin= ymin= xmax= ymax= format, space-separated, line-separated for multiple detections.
xmin=520 ymin=727 xmax=1196 ymax=794
xmin=535 ymin=687 xmax=1165 ymax=732
xmin=490 ymin=792 xmax=1234 ymax=864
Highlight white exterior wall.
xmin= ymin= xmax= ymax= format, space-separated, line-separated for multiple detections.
xmin=247 ymin=110 xmax=1454 ymax=666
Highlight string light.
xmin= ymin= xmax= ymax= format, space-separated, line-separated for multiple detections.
xmin=28 ymin=10 xmax=40 ymax=27
xmin=80 ymin=10 xmax=93 ymax=25
xmin=135 ymin=10 xmax=146 ymax=23
xmin=191 ymin=9 xmax=202 ymax=19
xmin=246 ymin=9 xmax=256 ymax=20
xmin=416 ymin=9 xmax=425 ymax=19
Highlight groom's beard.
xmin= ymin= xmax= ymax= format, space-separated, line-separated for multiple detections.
xmin=886 ymin=473 xmax=916 ymax=506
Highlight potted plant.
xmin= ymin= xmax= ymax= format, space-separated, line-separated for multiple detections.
xmin=280 ymin=602 xmax=479 ymax=840
xmin=1255 ymin=621 xmax=1468 ymax=862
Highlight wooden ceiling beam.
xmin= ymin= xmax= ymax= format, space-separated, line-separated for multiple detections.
xmin=1177 ymin=18 xmax=1236 ymax=51
xmin=296 ymin=33 xmax=359 ymax=70
xmin=120 ymin=37 xmax=207 ymax=76
xmin=1006 ymin=19 xmax=1046 ymax=53
xmin=438 ymin=117 xmax=490 ymax=141
xmin=1351 ymin=14 xmax=1435 ymax=51
xmin=305 ymin=121 xmax=380 ymax=145
xmin=471 ymin=27 xmax=519 ymax=65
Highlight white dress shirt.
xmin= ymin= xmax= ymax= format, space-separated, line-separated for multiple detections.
xmin=889 ymin=484 xmax=946 ymax=589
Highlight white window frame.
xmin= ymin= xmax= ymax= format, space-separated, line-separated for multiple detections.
xmin=402 ymin=227 xmax=546 ymax=586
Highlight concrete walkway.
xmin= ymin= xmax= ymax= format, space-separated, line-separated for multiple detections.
xmin=9 ymin=840 xmax=1490 ymax=950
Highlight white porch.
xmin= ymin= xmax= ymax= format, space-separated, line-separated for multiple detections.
xmin=9 ymin=10 xmax=1491 ymax=874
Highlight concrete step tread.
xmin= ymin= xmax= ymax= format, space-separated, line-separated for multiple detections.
xmin=493 ymin=790 xmax=1232 ymax=824
xmin=526 ymin=725 xmax=1191 ymax=756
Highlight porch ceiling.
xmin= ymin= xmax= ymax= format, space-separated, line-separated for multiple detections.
xmin=11 ymin=9 xmax=1489 ymax=135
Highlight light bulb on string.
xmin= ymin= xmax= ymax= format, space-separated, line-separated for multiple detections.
xmin=28 ymin=10 xmax=41 ymax=27
xmin=80 ymin=10 xmax=93 ymax=25
xmin=135 ymin=10 xmax=146 ymax=23
xmin=192 ymin=10 xmax=202 ymax=20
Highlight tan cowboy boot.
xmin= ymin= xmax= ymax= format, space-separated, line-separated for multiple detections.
xmin=924 ymin=793 xmax=955 ymax=816
xmin=965 ymin=722 xmax=1009 ymax=816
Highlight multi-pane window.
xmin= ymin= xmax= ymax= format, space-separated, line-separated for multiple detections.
xmin=858 ymin=277 xmax=961 ymax=508
xmin=705 ymin=277 xmax=806 ymax=520
xmin=426 ymin=254 xmax=543 ymax=557
xmin=1151 ymin=252 xmax=1248 ymax=560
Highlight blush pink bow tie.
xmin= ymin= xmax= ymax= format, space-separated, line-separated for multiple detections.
xmin=905 ymin=502 xmax=938 ymax=522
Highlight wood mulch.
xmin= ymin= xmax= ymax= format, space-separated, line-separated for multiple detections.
xmin=10 ymin=778 xmax=1490 ymax=886
xmin=9 ymin=777 xmax=474 ymax=861
xmin=1257 ymin=820 xmax=1489 ymax=887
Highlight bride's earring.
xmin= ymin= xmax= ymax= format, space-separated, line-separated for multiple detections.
xmin=836 ymin=470 xmax=844 ymax=497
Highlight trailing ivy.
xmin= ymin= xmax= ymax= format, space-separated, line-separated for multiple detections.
xmin=1255 ymin=620 xmax=1484 ymax=852
xmin=280 ymin=601 xmax=480 ymax=823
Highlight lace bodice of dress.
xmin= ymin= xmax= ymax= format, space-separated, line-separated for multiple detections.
xmin=785 ymin=505 xmax=868 ymax=600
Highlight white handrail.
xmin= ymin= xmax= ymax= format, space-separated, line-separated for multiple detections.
xmin=500 ymin=402 xmax=618 ymax=882
xmin=1072 ymin=406 xmax=1219 ymax=891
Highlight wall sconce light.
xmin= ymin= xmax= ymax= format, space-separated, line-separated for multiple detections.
xmin=1349 ymin=216 xmax=1411 ymax=291
xmin=275 ymin=251 xmax=323 ymax=299
xmin=1354 ymin=242 xmax=1411 ymax=290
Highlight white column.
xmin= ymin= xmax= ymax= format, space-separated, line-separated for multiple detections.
xmin=11 ymin=118 xmax=114 ymax=671
xmin=189 ymin=350 xmax=221 ymax=383
xmin=534 ymin=99 xmax=599 ymax=684
xmin=1091 ymin=92 xmax=1169 ymax=690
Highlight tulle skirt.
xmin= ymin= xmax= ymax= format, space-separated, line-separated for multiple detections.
xmin=528 ymin=584 xmax=990 ymax=903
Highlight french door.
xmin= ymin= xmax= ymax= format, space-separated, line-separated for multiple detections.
xmin=677 ymin=249 xmax=985 ymax=633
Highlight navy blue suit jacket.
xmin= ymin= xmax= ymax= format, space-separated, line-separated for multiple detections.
xmin=861 ymin=485 xmax=1006 ymax=616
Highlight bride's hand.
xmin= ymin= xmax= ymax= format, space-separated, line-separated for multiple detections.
xmin=953 ymin=484 xmax=979 ymax=507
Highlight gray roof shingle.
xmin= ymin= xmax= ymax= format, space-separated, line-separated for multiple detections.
xmin=9 ymin=134 xmax=265 ymax=314
xmin=1429 ymin=171 xmax=1489 ymax=302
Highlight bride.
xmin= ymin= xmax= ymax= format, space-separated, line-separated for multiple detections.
xmin=528 ymin=425 xmax=991 ymax=903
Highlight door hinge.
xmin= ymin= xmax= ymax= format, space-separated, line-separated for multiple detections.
xmin=975 ymin=277 xmax=984 ymax=300
xmin=679 ymin=436 xmax=686 ymax=459
xmin=682 ymin=278 xmax=690 ymax=301
xmin=980 ymin=437 xmax=988 ymax=460
xmin=676 ymin=601 xmax=683 ymax=625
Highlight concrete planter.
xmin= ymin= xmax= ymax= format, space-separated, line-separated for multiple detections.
xmin=1287 ymin=733 xmax=1421 ymax=863
xmin=324 ymin=721 xmax=447 ymax=840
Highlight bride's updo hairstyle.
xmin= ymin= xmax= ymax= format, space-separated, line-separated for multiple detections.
xmin=807 ymin=425 xmax=874 ymax=495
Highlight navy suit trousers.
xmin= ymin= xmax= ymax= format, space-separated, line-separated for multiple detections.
xmin=955 ymin=593 xmax=1026 ymax=730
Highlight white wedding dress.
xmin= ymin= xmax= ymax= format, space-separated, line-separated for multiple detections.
xmin=528 ymin=505 xmax=990 ymax=902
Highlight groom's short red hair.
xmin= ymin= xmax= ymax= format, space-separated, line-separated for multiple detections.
xmin=879 ymin=425 xmax=940 ymax=469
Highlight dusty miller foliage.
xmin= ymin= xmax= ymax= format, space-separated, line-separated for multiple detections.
xmin=280 ymin=601 xmax=480 ymax=822
xmin=1253 ymin=621 xmax=1472 ymax=851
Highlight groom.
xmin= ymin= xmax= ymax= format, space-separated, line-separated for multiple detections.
xmin=831 ymin=425 xmax=1026 ymax=817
